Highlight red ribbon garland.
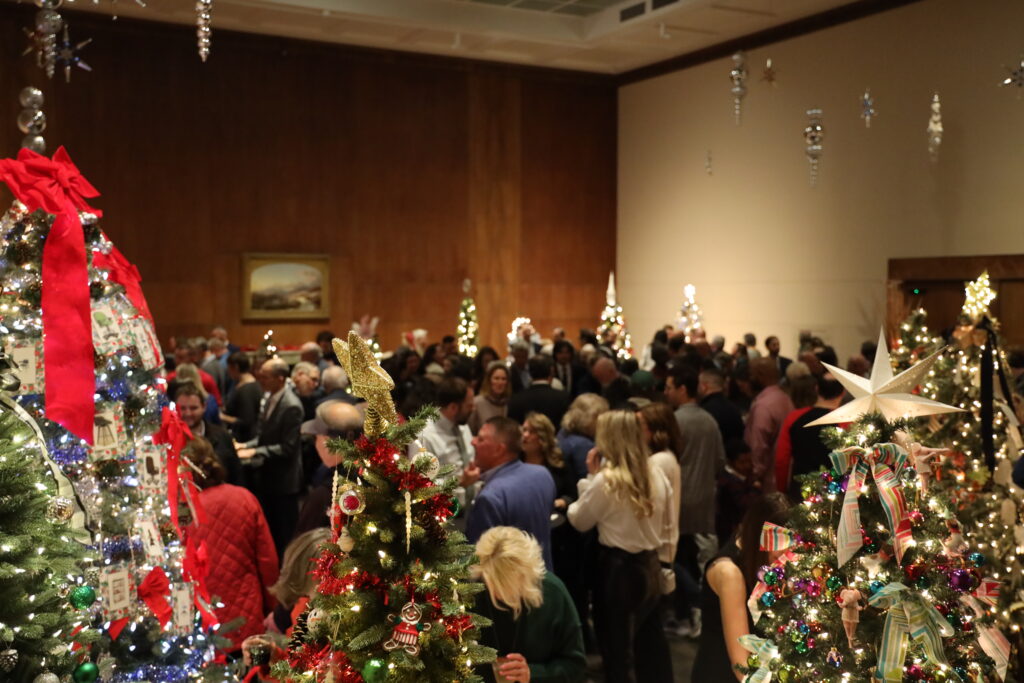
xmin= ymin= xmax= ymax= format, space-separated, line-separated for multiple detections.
xmin=153 ymin=406 xmax=193 ymax=535
xmin=138 ymin=567 xmax=173 ymax=626
xmin=0 ymin=147 xmax=100 ymax=444
xmin=91 ymin=243 xmax=154 ymax=323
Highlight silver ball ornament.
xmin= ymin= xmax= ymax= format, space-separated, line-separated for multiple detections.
xmin=19 ymin=86 xmax=45 ymax=110
xmin=34 ymin=673 xmax=60 ymax=683
xmin=34 ymin=9 xmax=63 ymax=35
xmin=21 ymin=135 xmax=46 ymax=154
xmin=17 ymin=109 xmax=47 ymax=135
xmin=33 ymin=0 xmax=63 ymax=8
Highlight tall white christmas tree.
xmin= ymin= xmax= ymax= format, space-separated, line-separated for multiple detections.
xmin=456 ymin=279 xmax=479 ymax=357
xmin=677 ymin=283 xmax=704 ymax=342
xmin=598 ymin=272 xmax=632 ymax=360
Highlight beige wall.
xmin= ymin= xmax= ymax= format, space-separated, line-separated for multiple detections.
xmin=618 ymin=0 xmax=1024 ymax=362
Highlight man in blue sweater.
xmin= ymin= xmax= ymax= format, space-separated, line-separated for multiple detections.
xmin=465 ymin=416 xmax=556 ymax=569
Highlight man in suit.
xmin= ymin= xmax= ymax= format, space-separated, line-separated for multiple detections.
xmin=765 ymin=335 xmax=792 ymax=376
xmin=465 ymin=417 xmax=556 ymax=569
xmin=173 ymin=383 xmax=240 ymax=486
xmin=508 ymin=340 xmax=532 ymax=394
xmin=237 ymin=357 xmax=304 ymax=556
xmin=291 ymin=361 xmax=322 ymax=421
xmin=552 ymin=340 xmax=585 ymax=397
xmin=414 ymin=377 xmax=477 ymax=529
xmin=508 ymin=355 xmax=570 ymax=428
xmin=697 ymin=367 xmax=744 ymax=444
xmin=316 ymin=365 xmax=360 ymax=406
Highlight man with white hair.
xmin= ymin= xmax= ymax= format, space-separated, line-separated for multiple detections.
xmin=300 ymin=341 xmax=328 ymax=371
xmin=317 ymin=365 xmax=359 ymax=406
xmin=291 ymin=361 xmax=322 ymax=421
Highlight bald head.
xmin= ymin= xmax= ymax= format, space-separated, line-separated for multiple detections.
xmin=259 ymin=357 xmax=290 ymax=393
xmin=314 ymin=401 xmax=364 ymax=467
xmin=321 ymin=365 xmax=350 ymax=393
xmin=591 ymin=357 xmax=618 ymax=387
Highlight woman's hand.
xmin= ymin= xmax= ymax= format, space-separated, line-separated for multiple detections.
xmin=498 ymin=653 xmax=530 ymax=682
xmin=585 ymin=448 xmax=601 ymax=476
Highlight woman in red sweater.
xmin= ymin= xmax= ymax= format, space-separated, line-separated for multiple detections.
xmin=189 ymin=438 xmax=279 ymax=652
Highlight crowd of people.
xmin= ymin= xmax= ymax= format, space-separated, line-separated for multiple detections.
xmin=164 ymin=323 xmax=881 ymax=682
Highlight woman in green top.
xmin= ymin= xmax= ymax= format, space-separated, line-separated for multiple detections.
xmin=473 ymin=527 xmax=586 ymax=683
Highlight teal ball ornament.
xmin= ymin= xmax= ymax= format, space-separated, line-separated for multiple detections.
xmin=362 ymin=658 xmax=386 ymax=683
xmin=69 ymin=585 xmax=96 ymax=609
xmin=826 ymin=575 xmax=843 ymax=591
xmin=72 ymin=662 xmax=99 ymax=683
xmin=760 ymin=592 xmax=776 ymax=608
xmin=968 ymin=552 xmax=986 ymax=568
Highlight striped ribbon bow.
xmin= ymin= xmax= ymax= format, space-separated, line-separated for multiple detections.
xmin=738 ymin=634 xmax=778 ymax=683
xmin=829 ymin=444 xmax=913 ymax=567
xmin=748 ymin=523 xmax=799 ymax=623
xmin=868 ymin=582 xmax=953 ymax=682
xmin=960 ymin=580 xmax=1009 ymax=680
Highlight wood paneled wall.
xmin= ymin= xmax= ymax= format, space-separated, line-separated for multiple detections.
xmin=0 ymin=5 xmax=616 ymax=353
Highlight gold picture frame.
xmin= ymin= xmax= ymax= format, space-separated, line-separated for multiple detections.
xmin=242 ymin=253 xmax=330 ymax=320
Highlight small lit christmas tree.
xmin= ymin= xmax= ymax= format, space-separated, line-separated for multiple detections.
xmin=0 ymin=147 xmax=226 ymax=682
xmin=677 ymin=283 xmax=704 ymax=342
xmin=456 ymin=279 xmax=479 ymax=358
xmin=890 ymin=307 xmax=942 ymax=373
xmin=0 ymin=353 xmax=94 ymax=682
xmin=272 ymin=332 xmax=494 ymax=682
xmin=261 ymin=328 xmax=278 ymax=359
xmin=742 ymin=332 xmax=1010 ymax=682
xmin=598 ymin=272 xmax=632 ymax=360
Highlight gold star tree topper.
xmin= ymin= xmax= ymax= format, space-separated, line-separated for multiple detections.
xmin=333 ymin=331 xmax=397 ymax=438
xmin=807 ymin=329 xmax=961 ymax=426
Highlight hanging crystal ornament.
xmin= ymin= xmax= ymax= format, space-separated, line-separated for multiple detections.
xmin=196 ymin=0 xmax=213 ymax=62
xmin=860 ymin=88 xmax=875 ymax=128
xmin=803 ymin=108 xmax=824 ymax=187
xmin=999 ymin=57 xmax=1024 ymax=93
xmin=55 ymin=25 xmax=92 ymax=83
xmin=761 ymin=57 xmax=777 ymax=86
xmin=32 ymin=3 xmax=63 ymax=79
xmin=927 ymin=93 xmax=943 ymax=162
xmin=17 ymin=86 xmax=47 ymax=154
xmin=729 ymin=51 xmax=747 ymax=125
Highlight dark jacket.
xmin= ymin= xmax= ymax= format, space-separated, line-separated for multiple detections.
xmin=699 ymin=392 xmax=745 ymax=444
xmin=203 ymin=420 xmax=242 ymax=486
xmin=244 ymin=388 xmax=304 ymax=497
xmin=508 ymin=383 xmax=571 ymax=428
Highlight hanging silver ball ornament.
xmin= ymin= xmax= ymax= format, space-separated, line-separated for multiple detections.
xmin=17 ymin=109 xmax=47 ymax=135
xmin=21 ymin=135 xmax=46 ymax=154
xmin=35 ymin=9 xmax=63 ymax=35
xmin=19 ymin=86 xmax=45 ymax=110
xmin=33 ymin=0 xmax=63 ymax=8
xmin=0 ymin=649 xmax=17 ymax=673
xmin=48 ymin=496 xmax=74 ymax=523
xmin=33 ymin=673 xmax=60 ymax=683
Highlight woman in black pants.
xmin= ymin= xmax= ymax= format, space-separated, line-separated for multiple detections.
xmin=567 ymin=410 xmax=674 ymax=682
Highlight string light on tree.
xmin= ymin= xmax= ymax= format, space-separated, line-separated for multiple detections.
xmin=962 ymin=270 xmax=996 ymax=321
xmin=456 ymin=279 xmax=479 ymax=357
xmin=597 ymin=272 xmax=632 ymax=360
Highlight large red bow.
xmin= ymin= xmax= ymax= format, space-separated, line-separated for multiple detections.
xmin=138 ymin=567 xmax=173 ymax=626
xmin=153 ymin=406 xmax=193 ymax=534
xmin=0 ymin=146 xmax=101 ymax=444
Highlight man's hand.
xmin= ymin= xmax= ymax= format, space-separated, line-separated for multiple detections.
xmin=460 ymin=462 xmax=481 ymax=488
xmin=498 ymin=653 xmax=530 ymax=682
xmin=237 ymin=447 xmax=256 ymax=460
xmin=585 ymin=448 xmax=601 ymax=476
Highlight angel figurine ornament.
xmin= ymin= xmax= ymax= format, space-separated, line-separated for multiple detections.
xmin=837 ymin=586 xmax=864 ymax=648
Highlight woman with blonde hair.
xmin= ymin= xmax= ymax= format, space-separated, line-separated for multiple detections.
xmin=473 ymin=527 xmax=586 ymax=683
xmin=522 ymin=412 xmax=574 ymax=509
xmin=469 ymin=361 xmax=511 ymax=434
xmin=557 ymin=393 xmax=609 ymax=481
xmin=637 ymin=402 xmax=683 ymax=595
xmin=567 ymin=410 xmax=674 ymax=682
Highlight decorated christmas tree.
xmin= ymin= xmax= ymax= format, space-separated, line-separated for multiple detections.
xmin=456 ymin=279 xmax=479 ymax=358
xmin=271 ymin=332 xmax=494 ymax=682
xmin=598 ymin=271 xmax=632 ymax=360
xmin=891 ymin=307 xmax=942 ymax=373
xmin=0 ymin=147 xmax=226 ymax=682
xmin=677 ymin=283 xmax=704 ymax=342
xmin=0 ymin=351 xmax=94 ymax=682
xmin=890 ymin=275 xmax=1024 ymax=640
xmin=742 ymin=331 xmax=1011 ymax=682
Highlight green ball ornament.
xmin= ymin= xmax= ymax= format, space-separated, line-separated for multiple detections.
xmin=361 ymin=658 xmax=386 ymax=683
xmin=72 ymin=662 xmax=99 ymax=683
xmin=794 ymin=640 xmax=809 ymax=654
xmin=747 ymin=654 xmax=760 ymax=668
xmin=825 ymin=575 xmax=843 ymax=591
xmin=449 ymin=497 xmax=462 ymax=518
xmin=763 ymin=570 xmax=779 ymax=586
xmin=790 ymin=630 xmax=803 ymax=643
xmin=778 ymin=666 xmax=792 ymax=682
xmin=915 ymin=575 xmax=931 ymax=590
xmin=69 ymin=585 xmax=97 ymax=609
xmin=801 ymin=483 xmax=815 ymax=500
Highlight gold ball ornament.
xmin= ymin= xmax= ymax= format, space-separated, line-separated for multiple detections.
xmin=0 ymin=649 xmax=17 ymax=672
xmin=48 ymin=496 xmax=74 ymax=522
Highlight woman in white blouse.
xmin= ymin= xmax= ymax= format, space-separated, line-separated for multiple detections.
xmin=567 ymin=410 xmax=674 ymax=683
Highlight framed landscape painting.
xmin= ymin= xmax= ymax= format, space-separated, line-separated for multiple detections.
xmin=242 ymin=253 xmax=330 ymax=320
